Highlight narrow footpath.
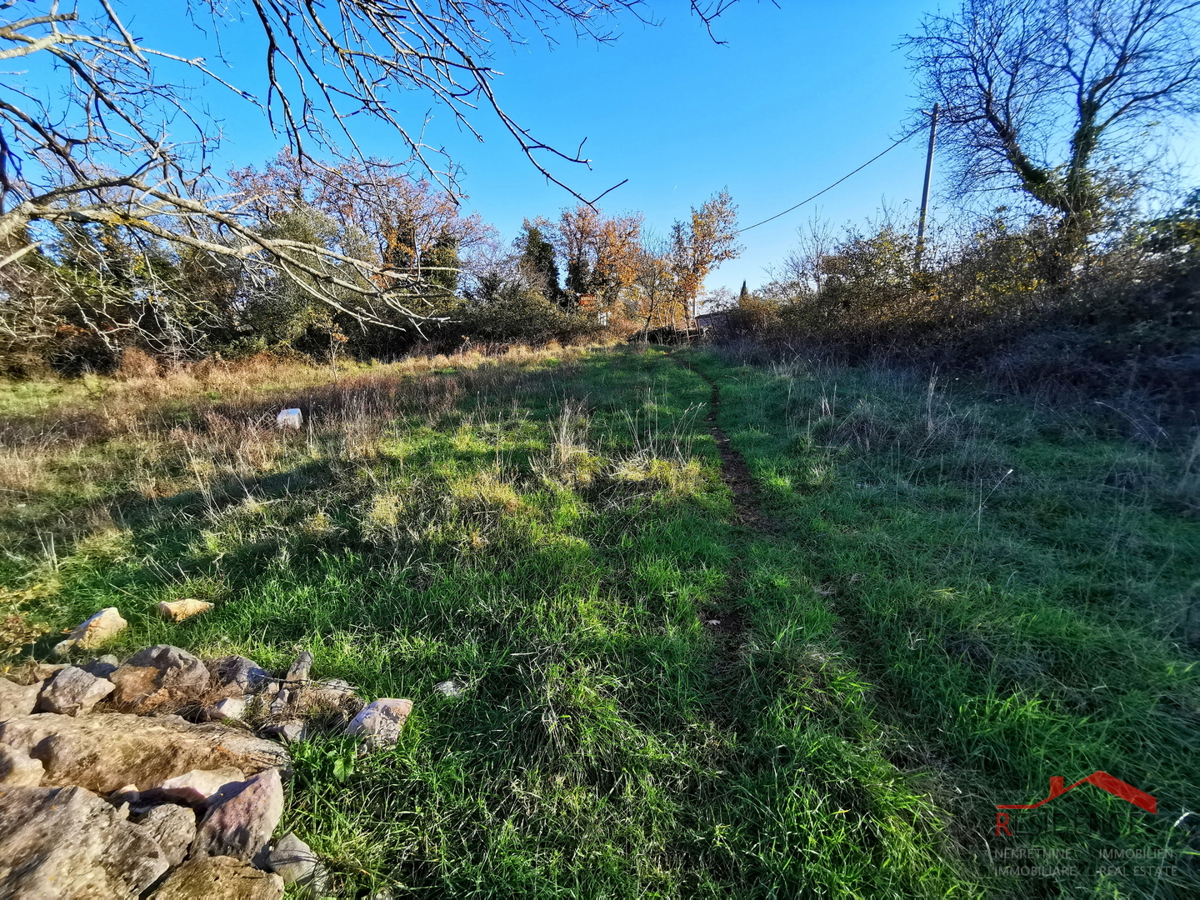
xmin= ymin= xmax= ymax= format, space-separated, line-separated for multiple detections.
xmin=672 ymin=352 xmax=776 ymax=726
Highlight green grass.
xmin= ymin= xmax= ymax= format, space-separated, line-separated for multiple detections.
xmin=684 ymin=348 xmax=1200 ymax=898
xmin=1 ymin=345 xmax=1196 ymax=897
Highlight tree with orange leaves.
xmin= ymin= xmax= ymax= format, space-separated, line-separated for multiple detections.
xmin=669 ymin=189 xmax=743 ymax=325
xmin=554 ymin=205 xmax=644 ymax=313
xmin=631 ymin=238 xmax=680 ymax=337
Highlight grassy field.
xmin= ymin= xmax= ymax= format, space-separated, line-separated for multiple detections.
xmin=1 ymin=345 xmax=1197 ymax=898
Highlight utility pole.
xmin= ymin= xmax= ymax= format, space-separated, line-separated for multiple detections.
xmin=915 ymin=102 xmax=939 ymax=270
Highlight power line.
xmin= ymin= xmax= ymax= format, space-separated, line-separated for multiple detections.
xmin=736 ymin=125 xmax=927 ymax=235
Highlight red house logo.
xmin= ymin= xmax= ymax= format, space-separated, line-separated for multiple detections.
xmin=995 ymin=772 xmax=1157 ymax=835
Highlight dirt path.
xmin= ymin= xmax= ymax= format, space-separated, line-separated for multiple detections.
xmin=674 ymin=353 xmax=772 ymax=531
xmin=700 ymin=381 xmax=773 ymax=533
xmin=673 ymin=353 xmax=775 ymax=724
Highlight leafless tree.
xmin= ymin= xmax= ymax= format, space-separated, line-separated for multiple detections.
xmin=904 ymin=0 xmax=1200 ymax=250
xmin=0 ymin=0 xmax=741 ymax=332
xmin=0 ymin=239 xmax=59 ymax=357
xmin=700 ymin=284 xmax=735 ymax=312
xmin=768 ymin=214 xmax=837 ymax=298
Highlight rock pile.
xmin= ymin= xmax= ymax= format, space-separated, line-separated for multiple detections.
xmin=0 ymin=610 xmax=414 ymax=899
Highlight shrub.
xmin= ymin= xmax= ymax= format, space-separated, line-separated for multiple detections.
xmin=461 ymin=287 xmax=601 ymax=346
xmin=740 ymin=201 xmax=1200 ymax=412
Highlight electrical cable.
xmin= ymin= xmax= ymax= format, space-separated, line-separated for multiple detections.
xmin=736 ymin=125 xmax=927 ymax=234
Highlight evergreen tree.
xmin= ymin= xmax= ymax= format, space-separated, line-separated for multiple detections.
xmin=518 ymin=223 xmax=563 ymax=305
xmin=739 ymin=280 xmax=751 ymax=303
xmin=238 ymin=203 xmax=341 ymax=351
xmin=565 ymin=256 xmax=591 ymax=302
xmin=425 ymin=232 xmax=461 ymax=297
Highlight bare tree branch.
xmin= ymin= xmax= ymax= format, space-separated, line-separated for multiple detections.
xmin=904 ymin=0 xmax=1200 ymax=247
xmin=0 ymin=0 xmax=743 ymax=340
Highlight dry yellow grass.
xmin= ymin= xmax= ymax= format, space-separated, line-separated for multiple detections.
xmin=0 ymin=344 xmax=591 ymax=581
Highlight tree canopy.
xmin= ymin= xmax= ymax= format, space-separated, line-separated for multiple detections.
xmin=905 ymin=0 xmax=1200 ymax=246
xmin=0 ymin=0 xmax=741 ymax=328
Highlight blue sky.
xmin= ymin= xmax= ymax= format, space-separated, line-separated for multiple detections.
xmin=448 ymin=1 xmax=939 ymax=293
xmin=123 ymin=0 xmax=1198 ymax=293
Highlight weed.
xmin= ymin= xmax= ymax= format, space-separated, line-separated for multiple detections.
xmin=292 ymin=737 xmax=359 ymax=788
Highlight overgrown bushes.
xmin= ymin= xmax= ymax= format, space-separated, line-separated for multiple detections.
xmin=727 ymin=196 xmax=1200 ymax=411
xmin=0 ymin=161 xmax=743 ymax=375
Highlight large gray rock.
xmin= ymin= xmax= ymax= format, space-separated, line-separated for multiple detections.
xmin=127 ymin=644 xmax=209 ymax=682
xmin=267 ymin=832 xmax=327 ymax=896
xmin=192 ymin=767 xmax=284 ymax=865
xmin=0 ymin=784 xmax=168 ymax=898
xmin=0 ymin=745 xmax=43 ymax=786
xmin=35 ymin=665 xmax=115 ymax=716
xmin=109 ymin=644 xmax=209 ymax=710
xmin=210 ymin=655 xmax=271 ymax=695
xmin=345 ymin=698 xmax=413 ymax=750
xmin=204 ymin=773 xmax=259 ymax=809
xmin=152 ymin=855 xmax=284 ymax=899
xmin=0 ymin=712 xmax=288 ymax=794
xmin=52 ymin=607 xmax=128 ymax=656
xmin=134 ymin=803 xmax=197 ymax=867
xmin=0 ymin=678 xmax=39 ymax=721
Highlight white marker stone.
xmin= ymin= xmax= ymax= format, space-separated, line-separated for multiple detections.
xmin=276 ymin=408 xmax=303 ymax=430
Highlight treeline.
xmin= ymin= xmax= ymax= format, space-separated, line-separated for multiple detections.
xmin=0 ymin=151 xmax=740 ymax=376
xmin=720 ymin=193 xmax=1200 ymax=405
